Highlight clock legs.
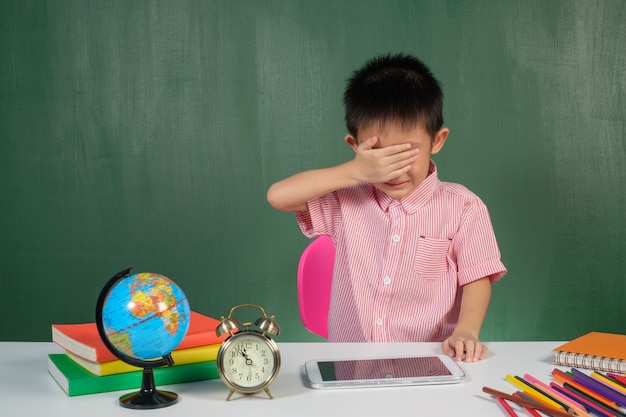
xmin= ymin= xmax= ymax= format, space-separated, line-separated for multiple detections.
xmin=224 ymin=387 xmax=274 ymax=401
xmin=226 ymin=389 xmax=235 ymax=401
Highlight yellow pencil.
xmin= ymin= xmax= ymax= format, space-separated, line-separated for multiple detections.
xmin=505 ymin=374 xmax=564 ymax=411
xmin=591 ymin=371 xmax=626 ymax=395
xmin=523 ymin=390 xmax=570 ymax=414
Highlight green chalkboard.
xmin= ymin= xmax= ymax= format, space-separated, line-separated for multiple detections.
xmin=1 ymin=0 xmax=625 ymax=342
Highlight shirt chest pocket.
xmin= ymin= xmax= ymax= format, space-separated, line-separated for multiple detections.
xmin=413 ymin=237 xmax=451 ymax=279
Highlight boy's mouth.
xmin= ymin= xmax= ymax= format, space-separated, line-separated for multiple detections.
xmin=385 ymin=181 xmax=409 ymax=189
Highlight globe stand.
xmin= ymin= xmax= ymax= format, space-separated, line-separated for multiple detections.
xmin=95 ymin=267 xmax=190 ymax=410
xmin=118 ymin=368 xmax=178 ymax=409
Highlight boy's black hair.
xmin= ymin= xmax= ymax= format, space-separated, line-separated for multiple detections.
xmin=343 ymin=53 xmax=444 ymax=139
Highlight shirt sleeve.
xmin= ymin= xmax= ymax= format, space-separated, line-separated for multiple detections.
xmin=453 ymin=197 xmax=507 ymax=285
xmin=295 ymin=192 xmax=342 ymax=239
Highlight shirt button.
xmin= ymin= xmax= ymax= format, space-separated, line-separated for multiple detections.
xmin=376 ymin=318 xmax=383 ymax=326
xmin=383 ymin=277 xmax=391 ymax=285
xmin=392 ymin=234 xmax=400 ymax=243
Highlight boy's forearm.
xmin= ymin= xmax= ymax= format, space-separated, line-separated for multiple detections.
xmin=454 ymin=277 xmax=492 ymax=337
xmin=267 ymin=162 xmax=361 ymax=212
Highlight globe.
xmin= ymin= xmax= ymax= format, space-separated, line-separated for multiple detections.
xmin=100 ymin=271 xmax=190 ymax=361
xmin=95 ymin=267 xmax=191 ymax=409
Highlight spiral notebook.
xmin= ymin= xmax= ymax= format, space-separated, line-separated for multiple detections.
xmin=553 ymin=332 xmax=626 ymax=373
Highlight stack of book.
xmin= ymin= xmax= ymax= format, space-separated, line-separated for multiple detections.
xmin=48 ymin=311 xmax=227 ymax=396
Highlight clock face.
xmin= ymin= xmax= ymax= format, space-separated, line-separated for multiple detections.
xmin=217 ymin=331 xmax=280 ymax=393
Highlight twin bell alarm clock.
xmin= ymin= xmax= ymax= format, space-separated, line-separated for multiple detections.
xmin=215 ymin=304 xmax=281 ymax=400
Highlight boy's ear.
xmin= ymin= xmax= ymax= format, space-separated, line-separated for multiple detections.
xmin=344 ymin=134 xmax=359 ymax=152
xmin=430 ymin=128 xmax=449 ymax=155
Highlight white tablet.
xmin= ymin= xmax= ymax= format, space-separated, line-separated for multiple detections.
xmin=305 ymin=354 xmax=465 ymax=389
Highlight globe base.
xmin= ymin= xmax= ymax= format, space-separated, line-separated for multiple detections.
xmin=119 ymin=368 xmax=179 ymax=409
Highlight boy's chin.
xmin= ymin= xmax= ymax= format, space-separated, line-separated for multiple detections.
xmin=377 ymin=185 xmax=415 ymax=200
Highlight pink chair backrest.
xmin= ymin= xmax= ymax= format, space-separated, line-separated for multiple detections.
xmin=297 ymin=235 xmax=335 ymax=339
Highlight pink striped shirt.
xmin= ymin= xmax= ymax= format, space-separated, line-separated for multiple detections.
xmin=296 ymin=161 xmax=506 ymax=343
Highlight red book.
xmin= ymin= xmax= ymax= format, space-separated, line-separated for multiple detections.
xmin=52 ymin=311 xmax=226 ymax=362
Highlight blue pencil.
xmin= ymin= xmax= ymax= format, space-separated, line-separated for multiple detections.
xmin=564 ymin=381 xmax=626 ymax=417
xmin=571 ymin=368 xmax=626 ymax=408
xmin=550 ymin=383 xmax=614 ymax=417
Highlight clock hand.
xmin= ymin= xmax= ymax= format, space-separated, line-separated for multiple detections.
xmin=241 ymin=349 xmax=254 ymax=366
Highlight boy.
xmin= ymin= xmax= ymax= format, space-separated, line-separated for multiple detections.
xmin=267 ymin=54 xmax=506 ymax=362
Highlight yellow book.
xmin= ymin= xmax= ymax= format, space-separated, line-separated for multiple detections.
xmin=67 ymin=343 xmax=221 ymax=376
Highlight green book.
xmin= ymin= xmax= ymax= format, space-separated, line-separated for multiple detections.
xmin=48 ymin=354 xmax=219 ymax=396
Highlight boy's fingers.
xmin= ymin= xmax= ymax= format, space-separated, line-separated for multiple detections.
xmin=463 ymin=342 xmax=475 ymax=362
xmin=455 ymin=340 xmax=466 ymax=361
xmin=476 ymin=345 xmax=487 ymax=361
xmin=359 ymin=138 xmax=415 ymax=157
xmin=358 ymin=136 xmax=379 ymax=150
xmin=384 ymin=143 xmax=414 ymax=155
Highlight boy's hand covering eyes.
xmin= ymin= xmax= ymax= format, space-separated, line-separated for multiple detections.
xmin=352 ymin=136 xmax=419 ymax=184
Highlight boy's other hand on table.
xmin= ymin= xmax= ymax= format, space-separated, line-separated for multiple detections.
xmin=442 ymin=331 xmax=487 ymax=363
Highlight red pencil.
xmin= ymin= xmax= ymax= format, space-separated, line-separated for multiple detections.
xmin=496 ymin=397 xmax=519 ymax=417
xmin=482 ymin=386 xmax=580 ymax=417
xmin=607 ymin=373 xmax=626 ymax=388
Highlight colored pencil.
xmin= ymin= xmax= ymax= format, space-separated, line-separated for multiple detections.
xmin=482 ymin=386 xmax=582 ymax=417
xmin=563 ymin=382 xmax=626 ymax=417
xmin=512 ymin=392 xmax=543 ymax=417
xmin=592 ymin=372 xmax=626 ymax=396
xmin=571 ymin=368 xmax=626 ymax=407
xmin=606 ymin=373 xmax=626 ymax=388
xmin=496 ymin=397 xmax=519 ymax=417
xmin=552 ymin=368 xmax=576 ymax=383
xmin=523 ymin=373 xmax=588 ymax=415
xmin=524 ymin=389 xmax=570 ymax=414
xmin=506 ymin=374 xmax=567 ymax=411
xmin=553 ymin=369 xmax=619 ymax=408
xmin=550 ymin=382 xmax=615 ymax=417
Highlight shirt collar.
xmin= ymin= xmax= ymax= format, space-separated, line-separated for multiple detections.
xmin=375 ymin=160 xmax=440 ymax=214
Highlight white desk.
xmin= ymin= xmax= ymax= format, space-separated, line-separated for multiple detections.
xmin=1 ymin=341 xmax=566 ymax=416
